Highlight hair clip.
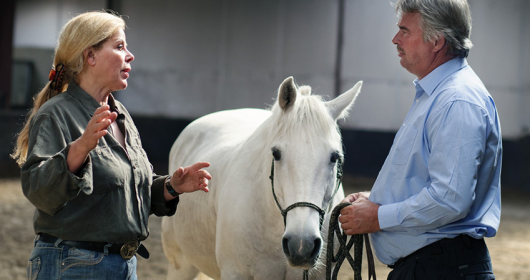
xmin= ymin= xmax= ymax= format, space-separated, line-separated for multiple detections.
xmin=49 ymin=64 xmax=66 ymax=91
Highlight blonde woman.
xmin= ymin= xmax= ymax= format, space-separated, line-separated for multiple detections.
xmin=12 ymin=11 xmax=211 ymax=279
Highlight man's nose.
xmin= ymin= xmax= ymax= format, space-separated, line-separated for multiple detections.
xmin=391 ymin=33 xmax=399 ymax=45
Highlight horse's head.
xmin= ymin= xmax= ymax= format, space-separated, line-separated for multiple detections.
xmin=269 ymin=77 xmax=362 ymax=269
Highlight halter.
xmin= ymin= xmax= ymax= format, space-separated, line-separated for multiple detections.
xmin=269 ymin=156 xmax=343 ymax=230
xmin=269 ymin=156 xmax=344 ymax=280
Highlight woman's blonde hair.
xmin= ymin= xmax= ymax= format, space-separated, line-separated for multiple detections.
xmin=11 ymin=11 xmax=125 ymax=166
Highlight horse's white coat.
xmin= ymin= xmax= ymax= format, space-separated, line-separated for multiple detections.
xmin=162 ymin=77 xmax=362 ymax=280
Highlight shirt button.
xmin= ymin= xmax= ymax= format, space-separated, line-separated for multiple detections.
xmin=403 ymin=123 xmax=406 ymax=126
xmin=415 ymin=99 xmax=419 ymax=103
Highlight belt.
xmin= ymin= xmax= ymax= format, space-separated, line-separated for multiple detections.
xmin=36 ymin=233 xmax=149 ymax=260
xmin=388 ymin=234 xmax=484 ymax=269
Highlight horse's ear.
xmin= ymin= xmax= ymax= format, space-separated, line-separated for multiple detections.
xmin=326 ymin=80 xmax=363 ymax=120
xmin=278 ymin=76 xmax=297 ymax=111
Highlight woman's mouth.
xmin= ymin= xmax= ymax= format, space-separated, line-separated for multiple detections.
xmin=121 ymin=68 xmax=131 ymax=78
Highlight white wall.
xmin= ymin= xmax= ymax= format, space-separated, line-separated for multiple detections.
xmin=121 ymin=0 xmax=339 ymax=118
xmin=14 ymin=0 xmax=105 ymax=48
xmin=467 ymin=0 xmax=530 ymax=138
xmin=13 ymin=0 xmax=530 ymax=139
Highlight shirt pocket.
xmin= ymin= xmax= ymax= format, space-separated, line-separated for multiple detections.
xmin=391 ymin=125 xmax=418 ymax=165
xmin=91 ymin=145 xmax=125 ymax=193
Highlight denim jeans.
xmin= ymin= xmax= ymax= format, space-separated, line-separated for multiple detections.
xmin=27 ymin=239 xmax=137 ymax=280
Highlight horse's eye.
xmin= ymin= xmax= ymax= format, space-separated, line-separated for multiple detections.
xmin=330 ymin=151 xmax=340 ymax=163
xmin=272 ymin=148 xmax=281 ymax=161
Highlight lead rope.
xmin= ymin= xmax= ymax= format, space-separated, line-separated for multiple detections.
xmin=326 ymin=202 xmax=377 ymax=280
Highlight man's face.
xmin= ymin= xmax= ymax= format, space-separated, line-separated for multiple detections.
xmin=391 ymin=12 xmax=436 ymax=79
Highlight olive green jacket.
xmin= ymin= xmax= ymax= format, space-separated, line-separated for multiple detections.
xmin=21 ymin=83 xmax=177 ymax=243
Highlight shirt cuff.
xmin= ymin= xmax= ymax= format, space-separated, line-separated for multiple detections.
xmin=378 ymin=203 xmax=404 ymax=232
xmin=150 ymin=176 xmax=178 ymax=216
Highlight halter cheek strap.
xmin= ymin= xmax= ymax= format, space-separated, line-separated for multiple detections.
xmin=269 ymin=156 xmax=343 ymax=230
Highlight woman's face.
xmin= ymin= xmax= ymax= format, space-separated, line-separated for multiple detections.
xmin=93 ymin=29 xmax=134 ymax=92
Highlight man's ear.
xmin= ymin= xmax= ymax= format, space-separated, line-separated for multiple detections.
xmin=84 ymin=47 xmax=96 ymax=66
xmin=433 ymin=35 xmax=446 ymax=53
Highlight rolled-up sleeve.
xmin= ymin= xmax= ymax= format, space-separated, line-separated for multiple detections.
xmin=21 ymin=115 xmax=93 ymax=216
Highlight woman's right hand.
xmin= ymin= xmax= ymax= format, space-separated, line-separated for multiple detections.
xmin=67 ymin=105 xmax=117 ymax=173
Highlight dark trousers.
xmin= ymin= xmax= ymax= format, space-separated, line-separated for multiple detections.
xmin=387 ymin=235 xmax=495 ymax=280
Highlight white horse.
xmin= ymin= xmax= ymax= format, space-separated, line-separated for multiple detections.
xmin=161 ymin=77 xmax=363 ymax=280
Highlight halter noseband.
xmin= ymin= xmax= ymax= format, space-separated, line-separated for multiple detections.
xmin=269 ymin=157 xmax=344 ymax=230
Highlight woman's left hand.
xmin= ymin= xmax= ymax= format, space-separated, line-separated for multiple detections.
xmin=170 ymin=162 xmax=212 ymax=194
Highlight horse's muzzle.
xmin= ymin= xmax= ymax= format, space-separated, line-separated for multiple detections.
xmin=282 ymin=234 xmax=322 ymax=268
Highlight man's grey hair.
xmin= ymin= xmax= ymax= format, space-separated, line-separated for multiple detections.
xmin=394 ymin=0 xmax=473 ymax=58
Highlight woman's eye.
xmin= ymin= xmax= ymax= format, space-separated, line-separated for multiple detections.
xmin=272 ymin=148 xmax=281 ymax=161
xmin=117 ymin=44 xmax=124 ymax=50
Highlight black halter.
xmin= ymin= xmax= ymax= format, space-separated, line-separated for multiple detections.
xmin=269 ymin=157 xmax=344 ymax=230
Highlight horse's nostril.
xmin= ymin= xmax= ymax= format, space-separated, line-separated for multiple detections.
xmin=282 ymin=236 xmax=291 ymax=257
xmin=310 ymin=238 xmax=322 ymax=260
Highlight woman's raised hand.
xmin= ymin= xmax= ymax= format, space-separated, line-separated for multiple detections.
xmin=67 ymin=105 xmax=117 ymax=173
xmin=79 ymin=105 xmax=117 ymax=151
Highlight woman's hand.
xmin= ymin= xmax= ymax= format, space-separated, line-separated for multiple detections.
xmin=168 ymin=162 xmax=212 ymax=197
xmin=67 ymin=105 xmax=117 ymax=174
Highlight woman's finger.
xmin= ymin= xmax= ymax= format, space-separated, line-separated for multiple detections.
xmin=189 ymin=162 xmax=210 ymax=172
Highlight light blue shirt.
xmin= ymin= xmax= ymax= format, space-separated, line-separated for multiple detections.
xmin=369 ymin=57 xmax=502 ymax=265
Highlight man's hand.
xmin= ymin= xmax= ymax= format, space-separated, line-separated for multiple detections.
xmin=342 ymin=191 xmax=371 ymax=203
xmin=339 ymin=192 xmax=381 ymax=235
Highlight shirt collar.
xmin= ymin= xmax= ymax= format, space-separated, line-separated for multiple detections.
xmin=66 ymin=82 xmax=101 ymax=112
xmin=415 ymin=57 xmax=468 ymax=96
xmin=107 ymin=93 xmax=120 ymax=114
xmin=66 ymin=82 xmax=120 ymax=114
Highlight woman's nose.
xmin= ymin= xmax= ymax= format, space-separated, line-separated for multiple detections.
xmin=126 ymin=49 xmax=134 ymax=63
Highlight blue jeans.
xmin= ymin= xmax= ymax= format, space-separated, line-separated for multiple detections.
xmin=27 ymin=239 xmax=137 ymax=280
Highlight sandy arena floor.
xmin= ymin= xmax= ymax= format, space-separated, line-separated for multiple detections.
xmin=1 ymin=177 xmax=529 ymax=280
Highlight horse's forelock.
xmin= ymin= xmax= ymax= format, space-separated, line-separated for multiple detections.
xmin=299 ymin=85 xmax=312 ymax=96
xmin=270 ymin=94 xmax=342 ymax=147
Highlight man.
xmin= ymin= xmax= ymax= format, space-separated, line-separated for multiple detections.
xmin=339 ymin=0 xmax=502 ymax=279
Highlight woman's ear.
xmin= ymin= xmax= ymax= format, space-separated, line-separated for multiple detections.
xmin=84 ymin=47 xmax=96 ymax=66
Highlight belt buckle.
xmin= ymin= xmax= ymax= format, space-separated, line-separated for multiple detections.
xmin=120 ymin=240 xmax=139 ymax=260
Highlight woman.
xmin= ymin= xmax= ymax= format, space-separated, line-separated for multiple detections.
xmin=11 ymin=11 xmax=211 ymax=279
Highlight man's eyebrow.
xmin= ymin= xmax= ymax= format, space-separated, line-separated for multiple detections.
xmin=398 ymin=25 xmax=410 ymax=31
